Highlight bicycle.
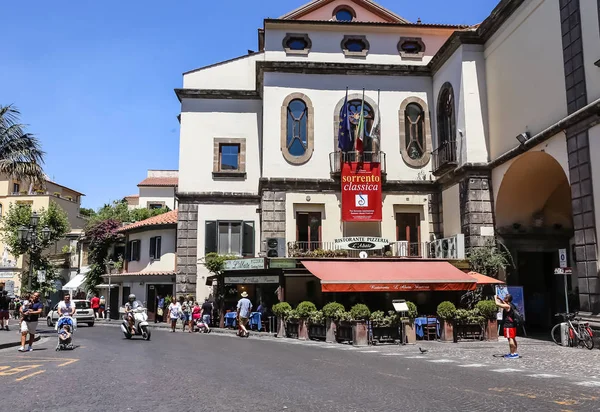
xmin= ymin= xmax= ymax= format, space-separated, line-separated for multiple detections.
xmin=551 ymin=312 xmax=594 ymax=350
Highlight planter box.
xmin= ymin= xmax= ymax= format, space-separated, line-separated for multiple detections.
xmin=326 ymin=319 xmax=337 ymax=343
xmin=286 ymin=321 xmax=299 ymax=339
xmin=336 ymin=321 xmax=353 ymax=343
xmin=276 ymin=317 xmax=286 ymax=338
xmin=455 ymin=324 xmax=484 ymax=341
xmin=309 ymin=324 xmax=326 ymax=341
xmin=352 ymin=320 xmax=368 ymax=347
xmin=404 ymin=322 xmax=417 ymax=344
xmin=440 ymin=320 xmax=454 ymax=342
xmin=370 ymin=324 xmax=400 ymax=344
xmin=486 ymin=319 xmax=498 ymax=341
xmin=298 ymin=319 xmax=309 ymax=341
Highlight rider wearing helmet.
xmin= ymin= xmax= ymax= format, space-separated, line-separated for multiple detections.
xmin=125 ymin=294 xmax=141 ymax=334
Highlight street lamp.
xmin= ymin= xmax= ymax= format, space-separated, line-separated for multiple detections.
xmin=17 ymin=212 xmax=51 ymax=291
xmin=105 ymin=260 xmax=115 ymax=321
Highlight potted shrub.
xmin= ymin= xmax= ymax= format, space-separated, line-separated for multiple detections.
xmin=272 ymin=302 xmax=292 ymax=338
xmin=404 ymin=301 xmax=418 ymax=344
xmin=286 ymin=309 xmax=300 ymax=338
xmin=476 ymin=300 xmax=499 ymax=341
xmin=350 ymin=303 xmax=370 ymax=347
xmin=370 ymin=311 xmax=399 ymax=344
xmin=437 ymin=301 xmax=456 ymax=342
xmin=454 ymin=309 xmax=485 ymax=341
xmin=296 ymin=301 xmax=317 ymax=340
xmin=308 ymin=310 xmax=326 ymax=341
xmin=322 ymin=302 xmax=345 ymax=343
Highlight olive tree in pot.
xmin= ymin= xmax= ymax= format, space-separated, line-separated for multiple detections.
xmin=350 ymin=304 xmax=371 ymax=347
xmin=272 ymin=302 xmax=292 ymax=338
xmin=404 ymin=301 xmax=418 ymax=344
xmin=437 ymin=301 xmax=457 ymax=342
xmin=476 ymin=300 xmax=499 ymax=341
xmin=322 ymin=302 xmax=345 ymax=343
xmin=296 ymin=301 xmax=317 ymax=341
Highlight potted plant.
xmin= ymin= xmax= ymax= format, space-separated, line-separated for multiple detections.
xmin=308 ymin=310 xmax=326 ymax=341
xmin=296 ymin=301 xmax=317 ymax=340
xmin=453 ymin=309 xmax=485 ymax=341
xmin=350 ymin=303 xmax=370 ymax=347
xmin=322 ymin=302 xmax=345 ymax=343
xmin=286 ymin=309 xmax=300 ymax=338
xmin=369 ymin=311 xmax=399 ymax=344
xmin=272 ymin=302 xmax=292 ymax=338
xmin=404 ymin=301 xmax=418 ymax=344
xmin=437 ymin=301 xmax=456 ymax=342
xmin=53 ymin=192 xmax=61 ymax=197
xmin=476 ymin=300 xmax=499 ymax=341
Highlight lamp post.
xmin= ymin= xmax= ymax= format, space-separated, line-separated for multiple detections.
xmin=17 ymin=212 xmax=51 ymax=291
xmin=105 ymin=260 xmax=115 ymax=321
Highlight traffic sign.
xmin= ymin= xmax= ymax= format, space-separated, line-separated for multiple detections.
xmin=558 ymin=248 xmax=567 ymax=268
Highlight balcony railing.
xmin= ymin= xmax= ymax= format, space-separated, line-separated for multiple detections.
xmin=432 ymin=140 xmax=457 ymax=176
xmin=329 ymin=151 xmax=386 ymax=175
xmin=287 ymin=235 xmax=465 ymax=260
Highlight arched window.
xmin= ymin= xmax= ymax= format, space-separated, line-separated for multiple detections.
xmin=399 ymin=97 xmax=432 ymax=168
xmin=437 ymin=83 xmax=456 ymax=146
xmin=332 ymin=93 xmax=380 ymax=153
xmin=281 ymin=93 xmax=314 ymax=164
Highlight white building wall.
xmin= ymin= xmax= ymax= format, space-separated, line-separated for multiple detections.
xmin=485 ymin=0 xmax=567 ymax=161
xmin=126 ymin=228 xmax=177 ymax=273
xmin=138 ymin=187 xmax=177 ymax=210
xmin=286 ymin=193 xmax=342 ymax=243
xmin=182 ymin=53 xmax=263 ymax=90
xmin=178 ymin=99 xmax=262 ymax=194
xmin=263 ymin=71 xmax=434 ymax=180
xmin=580 ymin=0 xmax=600 ymax=102
xmin=442 ymin=184 xmax=461 ymax=238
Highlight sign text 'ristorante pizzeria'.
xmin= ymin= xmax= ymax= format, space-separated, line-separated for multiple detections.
xmin=341 ymin=162 xmax=382 ymax=221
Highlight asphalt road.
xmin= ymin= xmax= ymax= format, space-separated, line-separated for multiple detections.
xmin=0 ymin=325 xmax=598 ymax=412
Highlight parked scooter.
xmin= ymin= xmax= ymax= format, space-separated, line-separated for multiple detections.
xmin=194 ymin=318 xmax=211 ymax=333
xmin=121 ymin=306 xmax=151 ymax=341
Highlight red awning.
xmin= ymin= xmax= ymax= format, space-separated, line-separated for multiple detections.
xmin=301 ymin=260 xmax=477 ymax=292
xmin=467 ymin=271 xmax=505 ymax=285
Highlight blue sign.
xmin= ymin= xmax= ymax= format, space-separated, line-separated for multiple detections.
xmin=495 ymin=285 xmax=526 ymax=321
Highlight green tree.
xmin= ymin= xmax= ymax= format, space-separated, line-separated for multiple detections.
xmin=0 ymin=202 xmax=70 ymax=295
xmin=78 ymin=207 xmax=96 ymax=218
xmin=0 ymin=105 xmax=45 ymax=183
xmin=203 ymin=252 xmax=237 ymax=328
xmin=83 ymin=219 xmax=122 ymax=293
xmin=86 ymin=199 xmax=170 ymax=226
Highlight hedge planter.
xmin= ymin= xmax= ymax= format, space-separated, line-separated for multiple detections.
xmin=455 ymin=324 xmax=484 ymax=341
xmin=286 ymin=321 xmax=299 ymax=339
xmin=370 ymin=325 xmax=399 ymax=344
xmin=326 ymin=319 xmax=337 ymax=343
xmin=440 ymin=320 xmax=454 ymax=342
xmin=336 ymin=321 xmax=353 ymax=343
xmin=309 ymin=324 xmax=326 ymax=341
xmin=404 ymin=322 xmax=417 ymax=344
xmin=276 ymin=317 xmax=287 ymax=338
xmin=298 ymin=319 xmax=309 ymax=341
xmin=352 ymin=320 xmax=368 ymax=346
xmin=486 ymin=319 xmax=498 ymax=341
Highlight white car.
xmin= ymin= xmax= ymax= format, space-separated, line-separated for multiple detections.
xmin=46 ymin=300 xmax=95 ymax=327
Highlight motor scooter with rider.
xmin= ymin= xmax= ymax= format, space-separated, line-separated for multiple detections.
xmin=121 ymin=294 xmax=151 ymax=340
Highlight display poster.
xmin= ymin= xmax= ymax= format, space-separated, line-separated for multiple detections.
xmin=341 ymin=161 xmax=382 ymax=222
xmin=495 ymin=285 xmax=526 ymax=321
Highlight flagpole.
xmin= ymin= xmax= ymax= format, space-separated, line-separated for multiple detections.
xmin=375 ymin=89 xmax=380 ymax=153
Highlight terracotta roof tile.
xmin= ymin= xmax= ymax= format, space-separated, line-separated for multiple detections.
xmin=118 ymin=210 xmax=178 ymax=232
xmin=124 ymin=194 xmax=139 ymax=199
xmin=137 ymin=177 xmax=178 ymax=187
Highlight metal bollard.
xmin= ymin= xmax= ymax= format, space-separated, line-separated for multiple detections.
xmin=268 ymin=316 xmax=276 ymax=334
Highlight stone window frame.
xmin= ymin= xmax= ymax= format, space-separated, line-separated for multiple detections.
xmin=212 ymin=138 xmax=246 ymax=179
xmin=332 ymin=5 xmax=356 ymax=21
xmin=399 ymin=96 xmax=432 ymax=168
xmin=436 ymin=82 xmax=456 ymax=149
xmin=332 ymin=93 xmax=380 ymax=151
xmin=282 ymin=33 xmax=312 ymax=55
xmin=341 ymin=35 xmax=370 ymax=58
xmin=281 ymin=93 xmax=314 ymax=165
xmin=398 ymin=37 xmax=426 ymax=60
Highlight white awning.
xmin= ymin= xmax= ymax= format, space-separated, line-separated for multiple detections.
xmin=62 ymin=274 xmax=86 ymax=291
xmin=96 ymin=284 xmax=118 ymax=288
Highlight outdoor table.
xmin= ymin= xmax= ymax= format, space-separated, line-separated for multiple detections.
xmin=249 ymin=312 xmax=262 ymax=331
xmin=224 ymin=312 xmax=262 ymax=330
xmin=224 ymin=312 xmax=237 ymax=328
xmin=414 ymin=317 xmax=440 ymax=338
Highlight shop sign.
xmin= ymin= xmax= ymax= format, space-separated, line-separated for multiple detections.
xmin=223 ymin=258 xmax=266 ymax=271
xmin=269 ymin=259 xmax=298 ymax=269
xmin=224 ymin=276 xmax=279 ymax=284
xmin=341 ymin=162 xmax=382 ymax=222
xmin=334 ymin=237 xmax=389 ymax=250
xmin=4 ymin=280 xmax=14 ymax=296
xmin=0 ymin=272 xmax=16 ymax=279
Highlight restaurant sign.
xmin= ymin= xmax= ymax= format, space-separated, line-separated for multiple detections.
xmin=224 ymin=276 xmax=279 ymax=284
xmin=269 ymin=259 xmax=298 ymax=269
xmin=223 ymin=258 xmax=266 ymax=271
xmin=334 ymin=237 xmax=389 ymax=251
xmin=341 ymin=162 xmax=382 ymax=222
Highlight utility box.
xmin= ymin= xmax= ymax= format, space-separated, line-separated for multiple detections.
xmin=560 ymin=322 xmax=570 ymax=347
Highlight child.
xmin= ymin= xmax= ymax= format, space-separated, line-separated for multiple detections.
xmin=59 ymin=324 xmax=71 ymax=342
xmin=19 ymin=295 xmax=30 ymax=326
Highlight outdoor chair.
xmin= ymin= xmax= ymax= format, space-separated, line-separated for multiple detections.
xmin=423 ymin=315 xmax=438 ymax=341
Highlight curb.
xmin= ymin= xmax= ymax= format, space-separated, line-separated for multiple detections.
xmin=94 ymin=321 xmax=277 ymax=338
xmin=0 ymin=335 xmax=41 ymax=350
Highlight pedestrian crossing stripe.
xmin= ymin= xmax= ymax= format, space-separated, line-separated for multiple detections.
xmin=491 ymin=368 xmax=522 ymax=373
xmin=427 ymin=359 xmax=455 ymax=363
xmin=358 ymin=350 xmax=378 ymax=353
xmin=575 ymin=381 xmax=600 ymax=387
xmin=459 ymin=364 xmax=486 ymax=368
xmin=526 ymin=374 xmax=559 ymax=378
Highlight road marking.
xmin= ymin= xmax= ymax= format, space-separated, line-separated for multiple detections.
xmin=491 ymin=368 xmax=522 ymax=373
xmin=459 ymin=364 xmax=486 ymax=368
xmin=15 ymin=370 xmax=45 ymax=381
xmin=0 ymin=364 xmax=42 ymax=376
xmin=427 ymin=359 xmax=455 ymax=363
xmin=575 ymin=381 xmax=600 ymax=387
xmin=526 ymin=374 xmax=560 ymax=378
xmin=57 ymin=359 xmax=78 ymax=367
xmin=403 ymin=356 xmax=424 ymax=359
xmin=381 ymin=353 xmax=405 ymax=356
xmin=358 ymin=350 xmax=378 ymax=353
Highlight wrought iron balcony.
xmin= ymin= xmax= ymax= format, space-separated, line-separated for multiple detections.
xmin=432 ymin=140 xmax=458 ymax=176
xmin=329 ymin=151 xmax=386 ymax=176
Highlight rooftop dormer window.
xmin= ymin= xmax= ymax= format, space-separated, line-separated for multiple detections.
xmin=341 ymin=35 xmax=369 ymax=57
xmin=398 ymin=37 xmax=426 ymax=60
xmin=283 ymin=33 xmax=312 ymax=55
xmin=334 ymin=6 xmax=355 ymax=22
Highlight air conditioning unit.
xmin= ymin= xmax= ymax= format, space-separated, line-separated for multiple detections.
xmin=266 ymin=238 xmax=286 ymax=258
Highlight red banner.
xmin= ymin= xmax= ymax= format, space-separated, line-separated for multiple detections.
xmin=341 ymin=162 xmax=382 ymax=221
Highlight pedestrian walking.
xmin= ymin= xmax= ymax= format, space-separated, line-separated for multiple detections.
xmin=155 ymin=295 xmax=164 ymax=324
xmin=99 ymin=296 xmax=106 ymax=319
xmin=90 ymin=294 xmax=100 ymax=319
xmin=19 ymin=292 xmax=43 ymax=352
xmin=201 ymin=298 xmax=213 ymax=332
xmin=181 ymin=297 xmax=193 ymax=332
xmin=13 ymin=298 xmax=21 ymax=320
xmin=0 ymin=291 xmax=10 ymax=331
xmin=168 ymin=298 xmax=181 ymax=332
xmin=236 ymin=291 xmax=252 ymax=337
xmin=191 ymin=301 xmax=201 ymax=331
xmin=495 ymin=294 xmax=519 ymax=359
xmin=57 ymin=294 xmax=78 ymax=330
xmin=8 ymin=299 xmax=15 ymax=327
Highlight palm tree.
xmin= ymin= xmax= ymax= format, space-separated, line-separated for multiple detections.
xmin=0 ymin=105 xmax=45 ymax=184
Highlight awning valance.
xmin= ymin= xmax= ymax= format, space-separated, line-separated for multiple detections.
xmin=467 ymin=271 xmax=505 ymax=285
xmin=62 ymin=274 xmax=86 ymax=291
xmin=301 ymin=260 xmax=477 ymax=292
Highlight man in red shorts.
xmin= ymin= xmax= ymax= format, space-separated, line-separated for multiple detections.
xmin=495 ymin=294 xmax=519 ymax=359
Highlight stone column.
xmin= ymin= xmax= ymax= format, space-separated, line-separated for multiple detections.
xmin=176 ymin=202 xmax=198 ymax=299
xmin=459 ymin=173 xmax=495 ymax=249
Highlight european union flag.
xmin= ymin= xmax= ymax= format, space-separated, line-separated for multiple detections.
xmin=338 ymin=90 xmax=352 ymax=152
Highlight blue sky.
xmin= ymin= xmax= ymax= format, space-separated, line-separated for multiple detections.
xmin=1 ymin=0 xmax=498 ymax=209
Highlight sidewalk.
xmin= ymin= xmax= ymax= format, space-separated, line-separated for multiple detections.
xmin=0 ymin=323 xmax=42 ymax=349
